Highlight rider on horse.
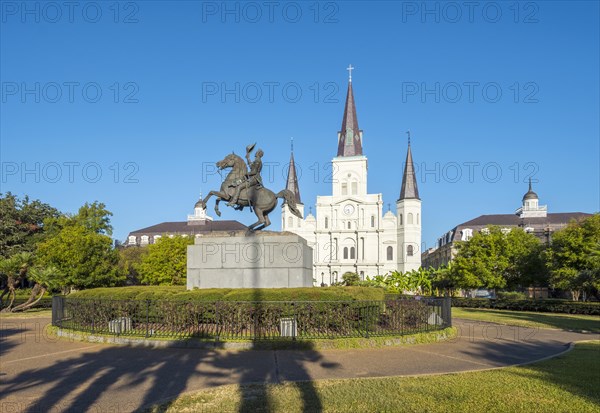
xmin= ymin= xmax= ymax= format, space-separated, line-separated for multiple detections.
xmin=227 ymin=144 xmax=263 ymax=207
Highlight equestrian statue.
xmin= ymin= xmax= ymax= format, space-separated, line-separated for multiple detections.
xmin=197 ymin=143 xmax=303 ymax=231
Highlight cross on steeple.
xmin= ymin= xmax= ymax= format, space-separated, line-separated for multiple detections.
xmin=291 ymin=137 xmax=294 ymax=153
xmin=346 ymin=64 xmax=354 ymax=82
xmin=406 ymin=130 xmax=411 ymax=146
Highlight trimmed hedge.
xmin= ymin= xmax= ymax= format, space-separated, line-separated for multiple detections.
xmin=68 ymin=286 xmax=386 ymax=302
xmin=452 ymin=298 xmax=600 ymax=315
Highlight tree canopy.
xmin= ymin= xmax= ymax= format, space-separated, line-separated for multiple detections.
xmin=452 ymin=226 xmax=543 ymax=290
xmin=546 ymin=214 xmax=600 ymax=300
xmin=0 ymin=193 xmax=60 ymax=258
xmin=137 ymin=236 xmax=194 ymax=285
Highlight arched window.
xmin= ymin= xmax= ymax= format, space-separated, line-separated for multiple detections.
xmin=408 ymin=213 xmax=413 ymax=224
xmin=342 ymin=183 xmax=348 ymax=195
xmin=141 ymin=235 xmax=149 ymax=245
xmin=324 ymin=216 xmax=329 ymax=229
xmin=407 ymin=245 xmax=414 ymax=257
xmin=371 ymin=215 xmax=375 ymax=227
xmin=360 ymin=271 xmax=364 ymax=280
xmin=417 ymin=213 xmax=420 ymax=224
xmin=350 ymin=247 xmax=356 ymax=259
xmin=343 ymin=247 xmax=349 ymax=259
xmin=288 ymin=216 xmax=293 ymax=228
xmin=399 ymin=214 xmax=403 ymax=225
xmin=351 ymin=182 xmax=357 ymax=195
xmin=387 ymin=246 xmax=393 ymax=261
xmin=347 ymin=221 xmax=351 ymax=229
xmin=128 ymin=236 xmax=137 ymax=245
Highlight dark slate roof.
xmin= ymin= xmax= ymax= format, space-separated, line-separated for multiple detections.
xmin=129 ymin=220 xmax=246 ymax=236
xmin=447 ymin=212 xmax=593 ymax=243
xmin=286 ymin=151 xmax=302 ymax=204
xmin=399 ymin=143 xmax=420 ymax=200
xmin=459 ymin=212 xmax=591 ymax=228
xmin=337 ymin=81 xmax=363 ymax=157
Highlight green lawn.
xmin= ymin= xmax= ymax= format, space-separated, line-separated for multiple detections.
xmin=146 ymin=341 xmax=600 ymax=413
xmin=453 ymin=307 xmax=600 ymax=333
xmin=0 ymin=308 xmax=52 ymax=319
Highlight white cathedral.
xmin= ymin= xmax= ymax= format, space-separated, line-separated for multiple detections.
xmin=281 ymin=69 xmax=422 ymax=285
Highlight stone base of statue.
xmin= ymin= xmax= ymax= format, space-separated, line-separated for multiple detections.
xmin=187 ymin=231 xmax=313 ymax=289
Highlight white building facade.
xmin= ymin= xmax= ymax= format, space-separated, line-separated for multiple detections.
xmin=282 ymin=73 xmax=422 ymax=285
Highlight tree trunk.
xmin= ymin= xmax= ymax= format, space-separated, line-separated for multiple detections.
xmin=11 ymin=283 xmax=42 ymax=312
xmin=571 ymin=290 xmax=581 ymax=301
xmin=11 ymin=284 xmax=46 ymax=312
xmin=0 ymin=276 xmax=18 ymax=312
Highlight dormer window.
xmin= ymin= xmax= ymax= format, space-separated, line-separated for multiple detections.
xmin=128 ymin=235 xmax=137 ymax=245
xmin=461 ymin=228 xmax=473 ymax=241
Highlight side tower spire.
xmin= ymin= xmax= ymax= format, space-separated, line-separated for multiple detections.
xmin=396 ymin=131 xmax=422 ymax=273
xmin=337 ymin=64 xmax=363 ymax=157
xmin=399 ymin=131 xmax=420 ymax=200
xmin=286 ymin=137 xmax=301 ymax=203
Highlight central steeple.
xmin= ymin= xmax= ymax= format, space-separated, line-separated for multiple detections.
xmin=337 ymin=65 xmax=363 ymax=157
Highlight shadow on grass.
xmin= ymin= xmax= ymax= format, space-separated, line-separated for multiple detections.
xmin=455 ymin=308 xmax=600 ymax=332
xmin=508 ymin=341 xmax=600 ymax=406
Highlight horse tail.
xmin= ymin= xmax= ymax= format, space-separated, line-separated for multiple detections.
xmin=276 ymin=189 xmax=303 ymax=219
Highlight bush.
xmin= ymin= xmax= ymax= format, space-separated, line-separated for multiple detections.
xmin=452 ymin=297 xmax=600 ymax=315
xmin=68 ymin=286 xmax=386 ymax=302
xmin=496 ymin=291 xmax=528 ymax=300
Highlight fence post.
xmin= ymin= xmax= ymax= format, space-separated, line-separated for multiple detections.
xmin=51 ymin=296 xmax=62 ymax=326
xmin=215 ymin=301 xmax=220 ymax=342
xmin=145 ymin=299 xmax=151 ymax=338
xmin=444 ymin=297 xmax=452 ymax=328
xmin=364 ymin=304 xmax=370 ymax=339
xmin=91 ymin=300 xmax=95 ymax=334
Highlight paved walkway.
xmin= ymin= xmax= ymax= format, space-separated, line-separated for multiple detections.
xmin=0 ymin=316 xmax=597 ymax=412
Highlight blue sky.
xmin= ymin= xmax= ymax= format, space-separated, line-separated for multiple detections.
xmin=1 ymin=0 xmax=599 ymax=249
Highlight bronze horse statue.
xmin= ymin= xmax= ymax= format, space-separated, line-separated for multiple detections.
xmin=198 ymin=152 xmax=303 ymax=231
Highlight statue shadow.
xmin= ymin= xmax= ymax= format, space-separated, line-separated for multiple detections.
xmin=1 ymin=310 xmax=337 ymax=412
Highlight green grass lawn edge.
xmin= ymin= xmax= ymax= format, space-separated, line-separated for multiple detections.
xmin=453 ymin=307 xmax=600 ymax=333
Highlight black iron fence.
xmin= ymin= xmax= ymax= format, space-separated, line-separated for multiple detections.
xmin=52 ymin=296 xmax=451 ymax=340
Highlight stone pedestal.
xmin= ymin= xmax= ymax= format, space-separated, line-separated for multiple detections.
xmin=187 ymin=231 xmax=313 ymax=289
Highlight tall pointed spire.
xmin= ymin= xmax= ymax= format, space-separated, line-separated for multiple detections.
xmin=286 ymin=137 xmax=302 ymax=203
xmin=399 ymin=132 xmax=420 ymax=200
xmin=337 ymin=65 xmax=363 ymax=157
